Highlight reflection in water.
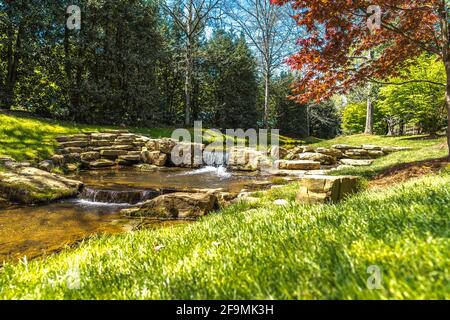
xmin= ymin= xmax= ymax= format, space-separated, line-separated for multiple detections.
xmin=0 ymin=167 xmax=269 ymax=263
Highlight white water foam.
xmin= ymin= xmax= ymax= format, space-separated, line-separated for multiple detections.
xmin=181 ymin=166 xmax=232 ymax=179
xmin=72 ymin=199 xmax=132 ymax=207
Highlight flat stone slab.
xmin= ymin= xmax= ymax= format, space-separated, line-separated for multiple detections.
xmin=89 ymin=159 xmax=116 ymax=168
xmin=275 ymin=160 xmax=321 ymax=170
xmin=340 ymin=159 xmax=374 ymax=166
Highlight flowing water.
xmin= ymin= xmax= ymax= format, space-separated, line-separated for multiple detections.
xmin=0 ymin=166 xmax=270 ymax=263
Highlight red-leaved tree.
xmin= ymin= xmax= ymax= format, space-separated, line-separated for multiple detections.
xmin=272 ymin=0 xmax=450 ymax=156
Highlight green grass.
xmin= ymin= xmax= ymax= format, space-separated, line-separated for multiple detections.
xmin=0 ymin=173 xmax=449 ymax=300
xmin=0 ymin=112 xmax=176 ymax=161
xmin=309 ymin=134 xmax=448 ymax=178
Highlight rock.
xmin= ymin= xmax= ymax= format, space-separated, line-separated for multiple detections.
xmin=89 ymin=159 xmax=116 ymax=168
xmin=269 ymin=146 xmax=289 ymax=160
xmin=228 ymin=147 xmax=271 ymax=171
xmin=51 ymin=155 xmax=65 ymax=166
xmin=89 ymin=140 xmax=112 ymax=147
xmin=90 ymin=133 xmax=118 ymax=140
xmin=141 ymin=149 xmax=168 ymax=167
xmin=285 ymin=146 xmax=306 ymax=160
xmin=0 ymin=167 xmax=82 ymax=204
xmin=65 ymin=163 xmax=80 ymax=172
xmin=169 ymin=142 xmax=204 ymax=168
xmin=38 ymin=160 xmax=54 ymax=172
xmin=64 ymin=153 xmax=81 ymax=164
xmin=368 ymin=150 xmax=385 ymax=158
xmin=316 ymin=147 xmax=343 ymax=159
xmin=124 ymin=192 xmax=218 ymax=219
xmin=59 ymin=141 xmax=90 ymax=148
xmin=117 ymin=154 xmax=141 ymax=164
xmin=344 ymin=149 xmax=369 ymax=159
xmin=275 ymin=160 xmax=321 ymax=170
xmin=297 ymin=175 xmax=361 ymax=204
xmin=100 ymin=150 xmax=128 ymax=158
xmin=243 ymin=181 xmax=273 ymax=191
xmin=216 ymin=192 xmax=238 ymax=207
xmin=0 ymin=156 xmax=15 ymax=164
xmin=60 ymin=147 xmax=83 ymax=154
xmin=81 ymin=152 xmax=100 ymax=163
xmin=362 ymin=145 xmax=382 ymax=151
xmin=340 ymin=159 xmax=374 ymax=166
xmin=297 ymin=152 xmax=337 ymax=165
xmin=332 ymin=144 xmax=362 ymax=150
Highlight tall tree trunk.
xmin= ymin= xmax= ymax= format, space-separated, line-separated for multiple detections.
xmin=263 ymin=71 xmax=270 ymax=129
xmin=365 ymin=50 xmax=374 ymax=135
xmin=184 ymin=3 xmax=194 ymax=127
xmin=365 ymin=94 xmax=374 ymax=134
xmin=185 ymin=41 xmax=193 ymax=127
xmin=2 ymin=24 xmax=23 ymax=110
xmin=445 ymin=64 xmax=450 ymax=159
xmin=441 ymin=0 xmax=450 ymax=159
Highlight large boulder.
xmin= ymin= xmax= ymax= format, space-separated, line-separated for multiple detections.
xmin=141 ymin=149 xmax=168 ymax=167
xmin=0 ymin=167 xmax=82 ymax=204
xmin=297 ymin=175 xmax=361 ymax=204
xmin=228 ymin=147 xmax=271 ymax=171
xmin=275 ymin=160 xmax=321 ymax=170
xmin=123 ymin=192 xmax=218 ymax=219
xmin=269 ymin=146 xmax=289 ymax=160
xmin=297 ymin=152 xmax=337 ymax=165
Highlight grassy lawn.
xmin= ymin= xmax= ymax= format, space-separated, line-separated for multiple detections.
xmin=0 ymin=173 xmax=449 ymax=299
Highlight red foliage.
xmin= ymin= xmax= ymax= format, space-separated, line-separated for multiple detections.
xmin=271 ymin=0 xmax=448 ymax=104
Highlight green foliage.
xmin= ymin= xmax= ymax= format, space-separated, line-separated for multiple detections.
xmin=342 ymin=102 xmax=385 ymax=135
xmin=199 ymin=31 xmax=259 ymax=129
xmin=378 ymin=55 xmax=447 ymax=135
xmin=272 ymin=73 xmax=308 ymax=137
xmin=0 ymin=174 xmax=449 ymax=299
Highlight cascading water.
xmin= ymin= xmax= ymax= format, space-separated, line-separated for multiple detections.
xmin=79 ymin=187 xmax=160 ymax=205
xmin=184 ymin=151 xmax=232 ymax=179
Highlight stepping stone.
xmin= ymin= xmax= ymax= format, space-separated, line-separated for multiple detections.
xmin=275 ymin=160 xmax=321 ymax=170
xmin=340 ymin=159 xmax=374 ymax=166
xmin=89 ymin=159 xmax=116 ymax=168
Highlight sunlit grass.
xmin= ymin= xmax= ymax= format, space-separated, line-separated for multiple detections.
xmin=0 ymin=174 xmax=449 ymax=300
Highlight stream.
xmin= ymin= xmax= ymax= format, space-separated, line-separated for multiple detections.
xmin=0 ymin=166 xmax=270 ymax=263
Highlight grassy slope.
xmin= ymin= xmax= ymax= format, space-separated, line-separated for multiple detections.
xmin=0 ymin=112 xmax=177 ymax=161
xmin=311 ymin=134 xmax=448 ymax=178
xmin=0 ymin=174 xmax=449 ymax=299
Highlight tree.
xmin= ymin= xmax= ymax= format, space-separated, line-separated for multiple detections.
xmin=273 ymin=0 xmax=450 ymax=157
xmin=378 ymin=54 xmax=447 ymax=135
xmin=227 ymin=0 xmax=296 ymax=128
xmin=200 ymin=31 xmax=259 ymax=129
xmin=161 ymin=0 xmax=223 ymax=126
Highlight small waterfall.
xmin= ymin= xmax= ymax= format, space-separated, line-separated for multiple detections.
xmin=79 ymin=187 xmax=160 ymax=205
xmin=203 ymin=150 xmax=230 ymax=167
